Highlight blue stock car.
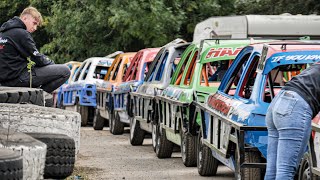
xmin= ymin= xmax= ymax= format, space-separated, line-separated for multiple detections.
xmin=194 ymin=41 xmax=320 ymax=179
xmin=61 ymin=57 xmax=113 ymax=126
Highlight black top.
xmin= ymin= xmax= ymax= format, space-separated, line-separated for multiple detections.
xmin=283 ymin=63 xmax=320 ymax=118
xmin=0 ymin=16 xmax=54 ymax=82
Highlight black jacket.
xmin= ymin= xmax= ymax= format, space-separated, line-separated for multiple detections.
xmin=0 ymin=16 xmax=54 ymax=82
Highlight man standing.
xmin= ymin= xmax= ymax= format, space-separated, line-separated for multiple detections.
xmin=0 ymin=7 xmax=70 ymax=93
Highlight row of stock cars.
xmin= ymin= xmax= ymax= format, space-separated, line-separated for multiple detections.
xmin=54 ymin=37 xmax=320 ymax=179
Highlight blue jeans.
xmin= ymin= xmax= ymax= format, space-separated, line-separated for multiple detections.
xmin=265 ymin=90 xmax=312 ymax=180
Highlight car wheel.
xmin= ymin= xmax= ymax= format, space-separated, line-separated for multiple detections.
xmin=110 ymin=111 xmax=124 ymax=135
xmin=93 ymin=109 xmax=105 ymax=130
xmin=0 ymin=148 xmax=23 ymax=180
xmin=27 ymin=133 xmax=75 ymax=179
xmin=155 ymin=124 xmax=174 ymax=158
xmin=197 ymin=128 xmax=219 ymax=176
xmin=181 ymin=131 xmax=197 ymax=167
xmin=129 ymin=116 xmax=145 ymax=145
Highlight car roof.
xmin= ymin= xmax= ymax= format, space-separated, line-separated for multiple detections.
xmin=83 ymin=57 xmax=114 ymax=67
xmin=253 ymin=41 xmax=320 ymax=74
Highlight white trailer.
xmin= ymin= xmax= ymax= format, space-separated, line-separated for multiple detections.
xmin=193 ymin=14 xmax=320 ymax=43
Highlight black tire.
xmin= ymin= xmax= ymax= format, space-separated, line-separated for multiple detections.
xmin=240 ymin=151 xmax=261 ymax=180
xmin=44 ymin=92 xmax=54 ymax=107
xmin=0 ymin=91 xmax=8 ymax=103
xmin=181 ymin=131 xmax=197 ymax=167
xmin=109 ymin=110 xmax=114 ymax=131
xmin=0 ymin=87 xmax=43 ymax=106
xmin=129 ymin=116 xmax=145 ymax=145
xmin=28 ymin=89 xmax=37 ymax=104
xmin=298 ymin=153 xmax=314 ymax=180
xmin=6 ymin=91 xmax=20 ymax=103
xmin=155 ymin=124 xmax=174 ymax=158
xmin=152 ymin=122 xmax=158 ymax=152
xmin=0 ymin=148 xmax=23 ymax=180
xmin=29 ymin=88 xmax=42 ymax=106
xmin=93 ymin=109 xmax=105 ymax=130
xmin=78 ymin=105 xmax=89 ymax=126
xmin=197 ymin=129 xmax=219 ymax=176
xmin=45 ymin=98 xmax=53 ymax=107
xmin=126 ymin=95 xmax=134 ymax=117
xmin=26 ymin=133 xmax=75 ymax=179
xmin=110 ymin=111 xmax=124 ymax=135
xmin=17 ymin=90 xmax=30 ymax=103
xmin=28 ymin=89 xmax=43 ymax=106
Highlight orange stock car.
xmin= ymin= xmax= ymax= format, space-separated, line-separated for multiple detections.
xmin=94 ymin=52 xmax=136 ymax=130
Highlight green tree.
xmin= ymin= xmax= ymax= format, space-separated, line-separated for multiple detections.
xmin=0 ymin=1 xmax=28 ymax=24
xmin=0 ymin=0 xmax=52 ymax=51
xmin=107 ymin=0 xmax=185 ymax=50
xmin=4 ymin=0 xmax=320 ymax=64
xmin=42 ymin=0 xmax=116 ymax=63
xmin=177 ymin=0 xmax=236 ymax=41
xmin=235 ymin=0 xmax=320 ymax=15
xmin=43 ymin=0 xmax=237 ymax=63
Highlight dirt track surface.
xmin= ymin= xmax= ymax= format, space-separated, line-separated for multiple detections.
xmin=74 ymin=127 xmax=234 ymax=180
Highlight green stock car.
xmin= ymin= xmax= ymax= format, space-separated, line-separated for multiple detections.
xmin=154 ymin=39 xmax=255 ymax=167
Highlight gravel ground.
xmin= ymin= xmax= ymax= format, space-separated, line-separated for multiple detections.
xmin=72 ymin=127 xmax=234 ymax=180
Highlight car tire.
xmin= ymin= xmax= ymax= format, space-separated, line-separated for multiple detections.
xmin=110 ymin=111 xmax=124 ymax=135
xmin=298 ymin=152 xmax=315 ymax=180
xmin=181 ymin=131 xmax=197 ymax=167
xmin=0 ymin=103 xmax=81 ymax=154
xmin=129 ymin=116 xmax=145 ymax=145
xmin=197 ymin=129 xmax=218 ymax=176
xmin=0 ymin=87 xmax=43 ymax=106
xmin=109 ymin=110 xmax=114 ymax=131
xmin=152 ymin=122 xmax=158 ymax=152
xmin=43 ymin=92 xmax=54 ymax=107
xmin=0 ymin=128 xmax=47 ymax=180
xmin=44 ymin=98 xmax=54 ymax=107
xmin=0 ymin=148 xmax=23 ymax=180
xmin=26 ymin=133 xmax=75 ymax=179
xmin=155 ymin=124 xmax=174 ymax=158
xmin=240 ymin=151 xmax=261 ymax=180
xmin=93 ymin=109 xmax=105 ymax=130
xmin=78 ymin=105 xmax=88 ymax=126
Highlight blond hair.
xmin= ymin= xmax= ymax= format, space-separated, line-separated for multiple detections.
xmin=20 ymin=7 xmax=43 ymax=26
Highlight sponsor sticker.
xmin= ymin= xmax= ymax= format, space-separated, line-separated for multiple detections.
xmin=206 ymin=47 xmax=242 ymax=58
xmin=271 ymin=54 xmax=320 ymax=62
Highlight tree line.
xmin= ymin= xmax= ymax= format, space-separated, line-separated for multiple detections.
xmin=1 ymin=0 xmax=319 ymax=63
